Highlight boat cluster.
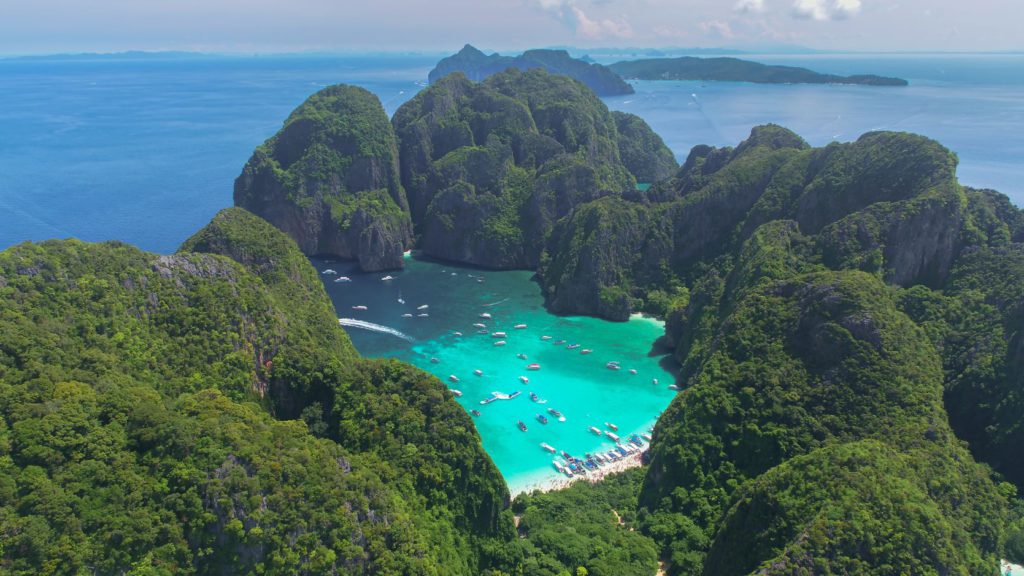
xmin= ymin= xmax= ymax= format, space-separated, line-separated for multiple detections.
xmin=549 ymin=433 xmax=651 ymax=478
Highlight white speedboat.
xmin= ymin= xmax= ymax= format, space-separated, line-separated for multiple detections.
xmin=493 ymin=340 xmax=507 ymax=346
xmin=491 ymin=331 xmax=507 ymax=338
xmin=449 ymin=375 xmax=460 ymax=383
xmin=402 ymin=313 xmax=413 ymax=318
xmin=514 ymin=324 xmax=527 ymax=329
xmin=519 ymin=376 xmax=529 ymax=384
xmin=479 ymin=313 xmax=492 ymax=319
xmin=322 ymin=269 xmax=337 ymax=275
xmin=381 ymin=275 xmax=395 ymax=281
xmin=334 ymin=276 xmax=351 ymax=283
xmin=541 ymin=335 xmax=552 ymax=340
xmin=474 ymin=369 xmax=483 ymax=376
xmin=417 ymin=304 xmax=429 ymax=310
xmin=418 ymin=313 xmax=429 ymax=317
xmin=352 ymin=305 xmax=368 ymax=311
xmin=541 ymin=443 xmax=557 ymax=454
xmin=629 ymin=369 xmax=638 ymax=375
xmin=473 ymin=323 xmax=487 ymax=329
xmin=449 ymin=389 xmax=462 ymax=397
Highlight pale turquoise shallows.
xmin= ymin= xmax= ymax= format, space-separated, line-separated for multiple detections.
xmin=315 ymin=254 xmax=677 ymax=492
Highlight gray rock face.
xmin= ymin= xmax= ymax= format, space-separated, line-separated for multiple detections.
xmin=234 ymin=85 xmax=413 ymax=272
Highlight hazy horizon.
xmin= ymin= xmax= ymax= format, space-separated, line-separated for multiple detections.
xmin=2 ymin=0 xmax=1020 ymax=56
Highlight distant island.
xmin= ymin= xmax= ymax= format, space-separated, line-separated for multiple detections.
xmin=428 ymin=44 xmax=634 ymax=96
xmin=609 ymin=56 xmax=909 ymax=86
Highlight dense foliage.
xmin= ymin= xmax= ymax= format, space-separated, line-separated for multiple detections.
xmin=609 ymin=56 xmax=908 ymax=86
xmin=429 ymin=44 xmax=633 ymax=96
xmin=0 ymin=209 xmax=508 ymax=575
xmin=393 ymin=68 xmax=674 ymax=269
xmin=234 ymin=84 xmax=413 ymax=271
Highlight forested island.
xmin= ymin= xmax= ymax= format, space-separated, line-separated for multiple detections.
xmin=428 ymin=44 xmax=634 ymax=96
xmin=3 ymin=67 xmax=1023 ymax=575
xmin=609 ymin=56 xmax=909 ymax=85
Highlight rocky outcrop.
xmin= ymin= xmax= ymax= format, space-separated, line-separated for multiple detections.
xmin=393 ymin=68 xmax=660 ymax=268
xmin=429 ymin=44 xmax=634 ymax=96
xmin=609 ymin=56 xmax=908 ymax=86
xmin=234 ymin=84 xmax=413 ymax=271
xmin=538 ymin=126 xmax=978 ymax=320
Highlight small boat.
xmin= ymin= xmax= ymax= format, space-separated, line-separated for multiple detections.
xmin=589 ymin=426 xmax=602 ymax=436
xmin=606 ymin=362 xmax=621 ymax=370
xmin=402 ymin=313 xmax=413 ymax=318
xmin=418 ymin=305 xmax=429 ymax=310
xmin=334 ymin=276 xmax=351 ymax=283
xmin=605 ymin=422 xmax=619 ymax=431
xmin=471 ymin=409 xmax=481 ymax=417
xmin=453 ymin=331 xmax=462 ymax=337
xmin=642 ymin=433 xmax=653 ymax=442
xmin=473 ymin=323 xmax=487 ymax=329
xmin=474 ymin=369 xmax=483 ymax=376
xmin=536 ymin=414 xmax=549 ymax=425
xmin=352 ymin=305 xmax=368 ymax=311
xmin=514 ymin=324 xmax=527 ymax=329
xmin=493 ymin=340 xmax=507 ymax=346
xmin=507 ymin=391 xmax=521 ymax=399
xmin=652 ymin=378 xmax=659 ymax=385
xmin=541 ymin=443 xmax=556 ymax=453
xmin=418 ymin=313 xmax=429 ymax=317
xmin=581 ymin=349 xmax=592 ymax=355
xmin=516 ymin=353 xmax=527 ymax=360
xmin=480 ymin=313 xmax=492 ymax=319
xmin=448 ymin=375 xmax=460 ymax=383
xmin=526 ymin=363 xmax=540 ymax=370
xmin=480 ymin=397 xmax=499 ymax=405
xmin=430 ymin=358 xmax=440 ymax=364
xmin=519 ymin=376 xmax=529 ymax=384
xmin=668 ymin=384 xmax=683 ymax=391
xmin=529 ymin=392 xmax=547 ymax=404
xmin=381 ymin=275 xmax=395 ymax=281
xmin=629 ymin=369 xmax=638 ymax=375
xmin=322 ymin=269 xmax=337 ymax=275
xmin=553 ymin=339 xmax=566 ymax=345
xmin=605 ymin=431 xmax=620 ymax=442
xmin=517 ymin=421 xmax=528 ymax=432
xmin=566 ymin=343 xmax=580 ymax=350
xmin=449 ymin=389 xmax=462 ymax=397
xmin=491 ymin=332 xmax=507 ymax=338
xmin=548 ymin=408 xmax=566 ymax=421
xmin=541 ymin=335 xmax=552 ymax=340
xmin=561 ymin=450 xmax=573 ymax=460
xmin=477 ymin=329 xmax=489 ymax=334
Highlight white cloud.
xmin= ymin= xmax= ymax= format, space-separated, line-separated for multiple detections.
xmin=792 ymin=0 xmax=861 ymax=21
xmin=526 ymin=0 xmax=632 ymax=40
xmin=699 ymin=19 xmax=735 ymax=39
xmin=735 ymin=0 xmax=766 ymax=14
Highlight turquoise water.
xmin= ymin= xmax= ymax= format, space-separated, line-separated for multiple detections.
xmin=314 ymin=254 xmax=677 ymax=491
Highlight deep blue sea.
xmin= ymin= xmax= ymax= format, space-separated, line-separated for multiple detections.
xmin=3 ymin=51 xmax=1023 ymax=491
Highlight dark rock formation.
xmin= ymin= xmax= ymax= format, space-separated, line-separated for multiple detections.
xmin=429 ymin=44 xmax=634 ymax=96
xmin=610 ymin=56 xmax=908 ymax=86
xmin=234 ymin=84 xmax=413 ymax=271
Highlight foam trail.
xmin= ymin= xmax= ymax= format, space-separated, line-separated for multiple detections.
xmin=483 ymin=297 xmax=510 ymax=308
xmin=338 ymin=318 xmax=415 ymax=342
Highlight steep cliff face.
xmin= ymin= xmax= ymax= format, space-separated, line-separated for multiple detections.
xmin=428 ymin=44 xmax=634 ymax=96
xmin=234 ymin=85 xmax=413 ymax=271
xmin=393 ymin=68 xmax=667 ymax=268
xmin=538 ymin=127 xmax=973 ymax=320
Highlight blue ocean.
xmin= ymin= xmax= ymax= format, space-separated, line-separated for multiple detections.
xmin=3 ymin=51 xmax=1022 ymax=490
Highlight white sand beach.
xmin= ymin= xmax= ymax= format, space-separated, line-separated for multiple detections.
xmin=510 ymin=449 xmax=646 ymax=497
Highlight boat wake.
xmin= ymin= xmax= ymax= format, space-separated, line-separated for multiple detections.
xmin=482 ymin=297 xmax=510 ymax=308
xmin=338 ymin=318 xmax=415 ymax=342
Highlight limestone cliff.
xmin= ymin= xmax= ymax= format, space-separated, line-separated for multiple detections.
xmin=234 ymin=85 xmax=413 ymax=271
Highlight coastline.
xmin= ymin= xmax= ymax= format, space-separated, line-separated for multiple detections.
xmin=509 ymin=449 xmax=647 ymax=498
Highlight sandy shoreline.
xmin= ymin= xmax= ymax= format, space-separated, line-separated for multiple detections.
xmin=509 ymin=449 xmax=646 ymax=497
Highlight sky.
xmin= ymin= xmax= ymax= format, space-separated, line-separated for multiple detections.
xmin=1 ymin=0 xmax=1020 ymax=55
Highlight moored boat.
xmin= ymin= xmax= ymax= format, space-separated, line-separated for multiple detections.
xmin=519 ymin=376 xmax=529 ymax=384
xmin=541 ymin=335 xmax=552 ymax=340
xmin=642 ymin=433 xmax=653 ymax=442
xmin=352 ymin=305 xmax=368 ymax=311
xmin=536 ymin=414 xmax=549 ymax=425
xmin=453 ymin=331 xmax=462 ymax=336
xmin=629 ymin=369 xmax=638 ymax=375
xmin=470 ymin=409 xmax=481 ymax=417
xmin=448 ymin=375 xmax=460 ymax=383
xmin=473 ymin=323 xmax=486 ymax=329
xmin=449 ymin=389 xmax=462 ymax=397
xmin=334 ymin=276 xmax=351 ymax=283
xmin=322 ymin=269 xmax=337 ymax=275
xmin=417 ymin=304 xmax=429 ymax=310
xmin=480 ymin=313 xmax=492 ymax=319
xmin=541 ymin=443 xmax=556 ymax=453
xmin=381 ymin=275 xmax=395 ymax=281
xmin=567 ymin=343 xmax=580 ymax=350
xmin=605 ymin=431 xmax=620 ymax=442
xmin=547 ymin=408 xmax=566 ymax=421
xmin=526 ymin=363 xmax=541 ymax=370
xmin=514 ymin=324 xmax=527 ymax=329
xmin=474 ymin=369 xmax=483 ymax=376
xmin=517 ymin=353 xmax=527 ymax=360
xmin=491 ymin=331 xmax=507 ymax=338
xmin=517 ymin=420 xmax=528 ymax=432
xmin=605 ymin=422 xmax=618 ymax=431
xmin=589 ymin=426 xmax=602 ymax=436
xmin=652 ymin=378 xmax=659 ymax=385
xmin=606 ymin=361 xmax=621 ymax=370
xmin=669 ymin=384 xmax=683 ymax=390
xmin=507 ymin=391 xmax=521 ymax=399
xmin=493 ymin=340 xmax=507 ymax=346
xmin=580 ymin=349 xmax=592 ymax=354
xmin=402 ymin=313 xmax=413 ymax=318
xmin=430 ymin=357 xmax=440 ymax=364
xmin=418 ymin=313 xmax=429 ymax=317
